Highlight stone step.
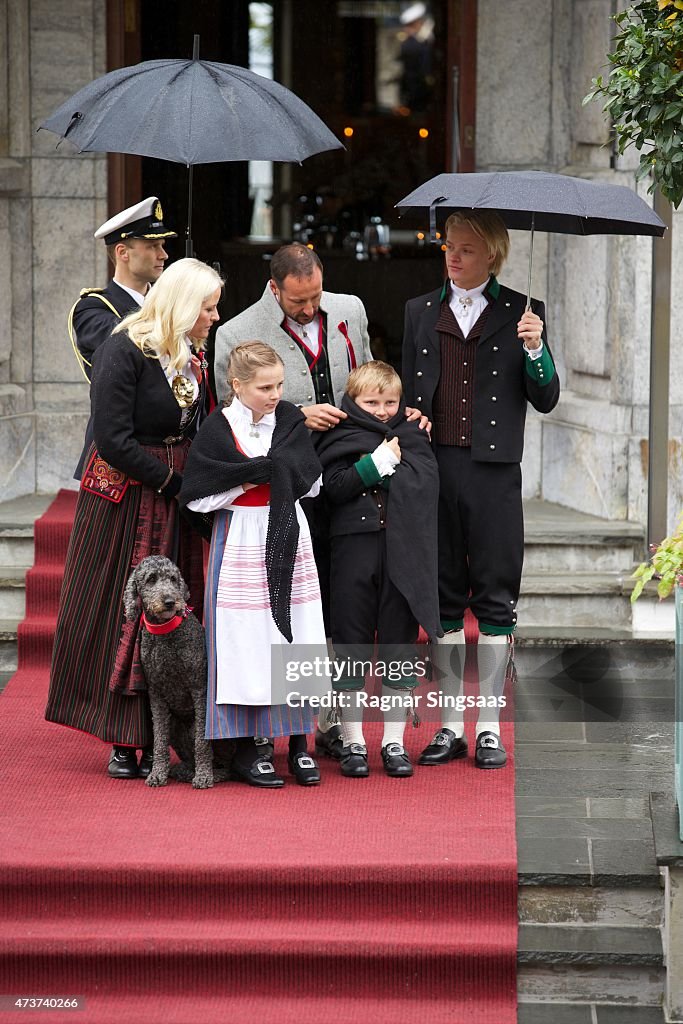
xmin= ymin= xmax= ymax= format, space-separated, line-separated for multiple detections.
xmin=0 ymin=495 xmax=54 ymax=630
xmin=518 ymin=1002 xmax=665 ymax=1022
xmin=0 ymin=565 xmax=30 ymax=620
xmin=518 ymin=964 xmax=664 ymax=1010
xmin=518 ymin=572 xmax=632 ymax=628
xmin=0 ymin=528 xmax=34 ymax=568
xmin=518 ymin=923 xmax=664 ymax=1006
xmin=0 ymin=618 xmax=19 ymax=673
xmin=519 ymin=922 xmax=662 ymax=965
xmin=519 ymin=885 xmax=663 ymax=929
xmin=522 ymin=499 xmax=644 ymax=574
xmin=523 ymin=542 xmax=640 ymax=573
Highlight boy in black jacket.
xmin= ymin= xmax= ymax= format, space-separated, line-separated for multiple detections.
xmin=316 ymin=362 xmax=441 ymax=778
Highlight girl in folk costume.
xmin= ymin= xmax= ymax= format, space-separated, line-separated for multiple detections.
xmin=180 ymin=342 xmax=326 ymax=788
xmin=46 ymin=258 xmax=221 ymax=779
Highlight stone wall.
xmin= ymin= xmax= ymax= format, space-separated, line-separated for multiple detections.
xmin=0 ymin=0 xmax=107 ymax=498
xmin=477 ymin=0 xmax=683 ymax=529
xmin=1 ymin=0 xmax=681 ymax=529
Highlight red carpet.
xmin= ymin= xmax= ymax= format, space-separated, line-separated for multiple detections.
xmin=0 ymin=491 xmax=517 ymax=1024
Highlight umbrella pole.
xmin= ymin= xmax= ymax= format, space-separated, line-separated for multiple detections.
xmin=185 ymin=164 xmax=194 ymax=257
xmin=184 ymin=34 xmax=200 ymax=258
xmin=526 ymin=212 xmax=534 ymax=310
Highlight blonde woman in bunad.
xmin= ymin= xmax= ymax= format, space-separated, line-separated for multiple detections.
xmin=45 ymin=258 xmax=222 ymax=779
xmin=180 ymin=341 xmax=327 ymax=788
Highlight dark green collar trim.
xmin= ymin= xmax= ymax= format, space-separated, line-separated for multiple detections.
xmin=440 ymin=275 xmax=500 ymax=303
xmin=487 ymin=275 xmax=500 ymax=301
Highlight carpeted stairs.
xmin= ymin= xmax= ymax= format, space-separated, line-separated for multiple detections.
xmin=0 ymin=491 xmax=517 ymax=1024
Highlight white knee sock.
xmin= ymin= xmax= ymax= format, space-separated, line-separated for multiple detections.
xmin=431 ymin=630 xmax=466 ymax=736
xmin=476 ymin=633 xmax=509 ymax=737
xmin=381 ymin=684 xmax=408 ymax=748
xmin=317 ymin=705 xmax=339 ymax=733
xmin=341 ymin=708 xmax=365 ymax=748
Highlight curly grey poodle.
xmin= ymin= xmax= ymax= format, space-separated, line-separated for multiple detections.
xmin=123 ymin=555 xmax=231 ymax=789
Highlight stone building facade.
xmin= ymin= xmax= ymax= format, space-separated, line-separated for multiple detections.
xmin=1 ymin=0 xmax=681 ymax=529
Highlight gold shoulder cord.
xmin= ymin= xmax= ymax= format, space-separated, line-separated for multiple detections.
xmin=68 ymin=289 xmax=123 ymax=383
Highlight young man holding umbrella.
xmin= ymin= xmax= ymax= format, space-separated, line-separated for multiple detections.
xmin=402 ymin=209 xmax=560 ymax=769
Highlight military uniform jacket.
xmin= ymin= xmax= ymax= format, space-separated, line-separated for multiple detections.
xmin=214 ymin=283 xmax=373 ymax=406
xmin=74 ymin=280 xmax=141 ymax=379
xmin=402 ymin=281 xmax=560 ymax=463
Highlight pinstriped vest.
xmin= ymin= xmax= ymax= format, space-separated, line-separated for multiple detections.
xmin=432 ymin=299 xmax=492 ymax=446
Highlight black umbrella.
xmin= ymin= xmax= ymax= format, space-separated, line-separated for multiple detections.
xmin=396 ymin=170 xmax=666 ymax=305
xmin=39 ymin=36 xmax=343 ymax=254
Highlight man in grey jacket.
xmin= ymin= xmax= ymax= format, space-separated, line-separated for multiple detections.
xmin=214 ymin=244 xmax=373 ymax=424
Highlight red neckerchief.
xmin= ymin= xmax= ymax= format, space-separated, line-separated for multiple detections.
xmin=141 ymin=607 xmax=192 ymax=635
xmin=283 ymin=317 xmax=323 ymax=369
xmin=337 ymin=320 xmax=357 ymax=370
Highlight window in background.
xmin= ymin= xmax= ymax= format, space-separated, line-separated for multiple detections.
xmin=248 ymin=3 xmax=274 ymax=239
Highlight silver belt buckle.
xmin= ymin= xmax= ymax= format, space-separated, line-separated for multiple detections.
xmin=163 ymin=434 xmax=182 ymax=444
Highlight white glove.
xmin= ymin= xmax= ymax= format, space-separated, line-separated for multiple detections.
xmin=370 ymin=440 xmax=400 ymax=477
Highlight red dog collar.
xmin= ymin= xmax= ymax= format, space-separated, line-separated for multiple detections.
xmin=141 ymin=607 xmax=192 ymax=635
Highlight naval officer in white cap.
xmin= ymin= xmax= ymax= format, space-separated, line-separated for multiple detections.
xmin=69 ymin=196 xmax=177 ymax=382
xmin=69 ymin=197 xmax=177 ymax=477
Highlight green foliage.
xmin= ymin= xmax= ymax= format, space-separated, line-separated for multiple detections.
xmin=584 ymin=0 xmax=683 ymax=207
xmin=631 ymin=513 xmax=683 ymax=601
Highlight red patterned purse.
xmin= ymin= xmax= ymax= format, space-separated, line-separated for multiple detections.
xmin=80 ymin=450 xmax=139 ymax=503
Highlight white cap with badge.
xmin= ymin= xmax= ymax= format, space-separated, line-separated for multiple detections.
xmin=400 ymin=2 xmax=427 ymax=24
xmin=94 ymin=196 xmax=178 ymax=246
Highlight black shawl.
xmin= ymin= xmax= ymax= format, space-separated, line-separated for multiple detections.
xmin=316 ymin=395 xmax=442 ymax=639
xmin=179 ymin=401 xmax=322 ymax=642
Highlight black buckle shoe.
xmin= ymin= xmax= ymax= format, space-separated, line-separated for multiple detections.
xmin=340 ymin=743 xmax=369 ymax=778
xmin=288 ymin=752 xmax=321 ymax=786
xmin=107 ymin=747 xmax=139 ymax=779
xmin=314 ymin=723 xmax=344 ymax=760
xmin=475 ymin=731 xmax=507 ymax=769
xmin=233 ymin=756 xmax=284 ymax=788
xmin=381 ymin=743 xmax=414 ymax=778
xmin=137 ymin=748 xmax=153 ymax=779
xmin=418 ymin=729 xmax=468 ymax=766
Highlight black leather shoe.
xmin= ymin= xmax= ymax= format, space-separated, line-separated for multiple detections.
xmin=418 ymin=729 xmax=468 ymax=766
xmin=475 ymin=731 xmax=507 ymax=769
xmin=340 ymin=743 xmax=369 ymax=778
xmin=107 ymin=747 xmax=139 ymax=779
xmin=288 ymin=752 xmax=321 ymax=786
xmin=314 ymin=723 xmax=344 ymax=760
xmin=381 ymin=743 xmax=414 ymax=778
xmin=233 ymin=756 xmax=284 ymax=788
xmin=137 ymin=748 xmax=153 ymax=779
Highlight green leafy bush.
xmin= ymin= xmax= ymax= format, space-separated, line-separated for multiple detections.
xmin=584 ymin=0 xmax=683 ymax=207
xmin=631 ymin=514 xmax=683 ymax=600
